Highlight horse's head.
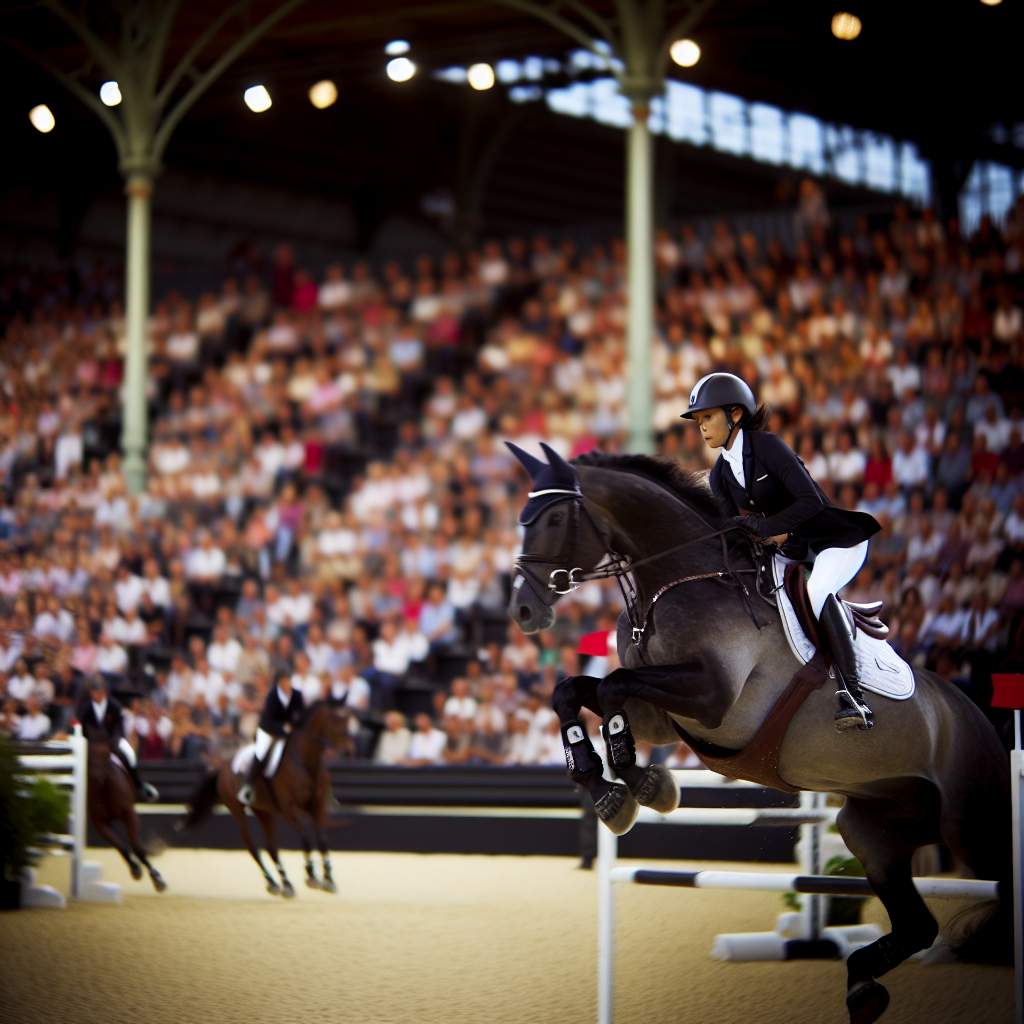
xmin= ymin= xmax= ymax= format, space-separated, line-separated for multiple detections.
xmin=505 ymin=441 xmax=609 ymax=634
xmin=308 ymin=699 xmax=356 ymax=757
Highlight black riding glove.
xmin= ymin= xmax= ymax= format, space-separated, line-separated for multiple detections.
xmin=728 ymin=516 xmax=762 ymax=541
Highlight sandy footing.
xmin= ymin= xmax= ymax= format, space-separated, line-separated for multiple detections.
xmin=0 ymin=848 xmax=1012 ymax=1024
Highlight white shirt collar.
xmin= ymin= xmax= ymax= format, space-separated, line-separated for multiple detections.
xmin=276 ymin=685 xmax=291 ymax=706
xmin=721 ymin=428 xmax=744 ymax=469
xmin=91 ymin=697 xmax=107 ymax=718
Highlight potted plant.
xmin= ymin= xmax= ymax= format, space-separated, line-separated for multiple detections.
xmin=783 ymin=853 xmax=866 ymax=926
xmin=0 ymin=735 xmax=70 ymax=910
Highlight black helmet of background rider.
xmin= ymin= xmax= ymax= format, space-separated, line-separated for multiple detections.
xmin=679 ymin=372 xmax=758 ymax=449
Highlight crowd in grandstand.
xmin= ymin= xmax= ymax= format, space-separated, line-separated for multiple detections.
xmin=2 ymin=186 xmax=1023 ymax=765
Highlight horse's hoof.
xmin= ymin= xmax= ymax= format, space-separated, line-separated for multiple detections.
xmin=266 ymin=881 xmax=281 ymax=896
xmin=305 ymin=876 xmax=321 ymax=890
xmin=633 ymin=765 xmax=681 ymax=813
xmin=847 ymin=980 xmax=890 ymax=1024
xmin=151 ymin=874 xmax=167 ymax=893
xmin=594 ymin=784 xmax=640 ymax=836
xmin=321 ymin=878 xmax=337 ymax=894
xmin=281 ymin=881 xmax=296 ymax=899
xmin=129 ymin=861 xmax=143 ymax=881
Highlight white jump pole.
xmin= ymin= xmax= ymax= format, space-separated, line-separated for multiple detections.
xmin=608 ymin=868 xmax=999 ymax=901
xmin=69 ymin=724 xmax=87 ymax=900
xmin=597 ymin=822 xmax=617 ymax=1024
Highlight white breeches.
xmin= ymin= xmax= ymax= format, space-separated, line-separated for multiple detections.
xmin=255 ymin=728 xmax=285 ymax=778
xmin=806 ymin=541 xmax=869 ymax=618
xmin=117 ymin=737 xmax=137 ymax=768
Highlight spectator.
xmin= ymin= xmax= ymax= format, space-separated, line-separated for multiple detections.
xmin=400 ymin=712 xmax=447 ymax=766
xmin=14 ymin=694 xmax=52 ymax=741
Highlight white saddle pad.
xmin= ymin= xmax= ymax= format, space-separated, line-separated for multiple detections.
xmin=231 ymin=743 xmax=256 ymax=776
xmin=771 ymin=554 xmax=915 ymax=701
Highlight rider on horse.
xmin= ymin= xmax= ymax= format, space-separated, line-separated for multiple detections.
xmin=76 ymin=675 xmax=160 ymax=801
xmin=681 ymin=371 xmax=881 ymax=730
xmin=238 ymin=670 xmax=305 ymax=807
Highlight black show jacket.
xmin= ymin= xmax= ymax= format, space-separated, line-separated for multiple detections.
xmin=708 ymin=430 xmax=880 ymax=552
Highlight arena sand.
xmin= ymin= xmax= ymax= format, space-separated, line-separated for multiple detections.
xmin=0 ymin=849 xmax=1012 ymax=1024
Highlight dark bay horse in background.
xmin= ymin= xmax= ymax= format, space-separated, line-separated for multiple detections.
xmin=181 ymin=700 xmax=353 ymax=897
xmin=84 ymin=729 xmax=166 ymax=892
xmin=507 ymin=442 xmax=1010 ymax=1024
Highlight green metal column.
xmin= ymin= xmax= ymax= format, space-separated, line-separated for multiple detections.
xmin=121 ymin=170 xmax=153 ymax=495
xmin=625 ymin=97 xmax=655 ymax=454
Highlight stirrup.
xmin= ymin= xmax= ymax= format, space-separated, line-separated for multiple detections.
xmin=238 ymin=783 xmax=255 ymax=806
xmin=141 ymin=782 xmax=160 ymax=803
xmin=834 ymin=690 xmax=874 ymax=731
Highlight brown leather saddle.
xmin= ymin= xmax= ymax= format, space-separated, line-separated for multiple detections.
xmin=672 ymin=562 xmax=889 ymax=793
xmin=782 ymin=561 xmax=889 ymax=649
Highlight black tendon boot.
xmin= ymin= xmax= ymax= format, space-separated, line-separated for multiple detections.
xmin=600 ymin=711 xmax=636 ymax=771
xmin=818 ymin=594 xmax=874 ymax=731
xmin=561 ymin=721 xmax=604 ymax=784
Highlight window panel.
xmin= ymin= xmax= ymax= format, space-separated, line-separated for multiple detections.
xmin=665 ymin=81 xmax=707 ymax=145
xmin=789 ymin=114 xmax=825 ymax=173
xmin=750 ymin=103 xmax=784 ymax=164
xmin=709 ymin=91 xmax=747 ymax=156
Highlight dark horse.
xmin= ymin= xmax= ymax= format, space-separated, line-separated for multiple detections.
xmin=507 ymin=442 xmax=1010 ymax=1024
xmin=181 ymin=700 xmax=353 ymax=897
xmin=84 ymin=728 xmax=166 ymax=892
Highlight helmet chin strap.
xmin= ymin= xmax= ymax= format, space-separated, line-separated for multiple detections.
xmin=723 ymin=406 xmax=740 ymax=449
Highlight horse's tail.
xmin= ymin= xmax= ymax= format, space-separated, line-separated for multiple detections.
xmin=946 ymin=741 xmax=1014 ymax=965
xmin=179 ymin=769 xmax=221 ymax=832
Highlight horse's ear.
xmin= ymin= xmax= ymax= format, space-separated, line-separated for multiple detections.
xmin=504 ymin=441 xmax=546 ymax=481
xmin=538 ymin=442 xmax=575 ymax=483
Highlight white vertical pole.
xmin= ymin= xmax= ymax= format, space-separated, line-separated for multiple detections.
xmin=797 ymin=790 xmax=824 ymax=940
xmin=70 ymin=724 xmax=87 ymax=900
xmin=1012 ymin=709 xmax=1023 ymax=1024
xmin=597 ymin=823 xmax=617 ymax=1024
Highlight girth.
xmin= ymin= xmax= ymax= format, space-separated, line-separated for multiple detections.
xmin=669 ymin=655 xmax=829 ymax=794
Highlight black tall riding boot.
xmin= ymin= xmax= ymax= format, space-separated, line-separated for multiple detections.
xmin=119 ymin=752 xmax=159 ymax=802
xmin=238 ymin=756 xmax=262 ymax=806
xmin=818 ymin=594 xmax=874 ymax=731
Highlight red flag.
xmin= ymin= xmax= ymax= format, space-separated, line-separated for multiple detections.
xmin=578 ymin=630 xmax=611 ymax=657
xmin=992 ymin=674 xmax=1024 ymax=710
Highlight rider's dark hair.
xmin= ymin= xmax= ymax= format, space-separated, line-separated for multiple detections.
xmin=740 ymin=402 xmax=770 ymax=432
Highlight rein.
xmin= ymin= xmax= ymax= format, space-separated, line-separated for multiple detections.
xmin=514 ymin=488 xmax=768 ymax=654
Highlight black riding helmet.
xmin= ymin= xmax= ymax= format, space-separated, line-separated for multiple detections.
xmin=681 ymin=371 xmax=758 ymax=451
xmin=679 ymin=372 xmax=757 ymax=421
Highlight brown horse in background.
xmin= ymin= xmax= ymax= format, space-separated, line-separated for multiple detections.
xmin=84 ymin=729 xmax=166 ymax=891
xmin=181 ymin=700 xmax=353 ymax=897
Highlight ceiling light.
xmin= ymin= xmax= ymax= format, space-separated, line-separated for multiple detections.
xmin=29 ymin=104 xmax=55 ymax=133
xmin=669 ymin=39 xmax=701 ymax=68
xmin=979 ymin=0 xmax=1002 ymax=5
xmin=386 ymin=57 xmax=416 ymax=83
xmin=467 ymin=63 xmax=495 ymax=91
xmin=243 ymin=85 xmax=272 ymax=113
xmin=308 ymin=80 xmax=338 ymax=109
xmin=99 ymin=81 xmax=122 ymax=107
xmin=831 ymin=12 xmax=862 ymax=40
xmin=385 ymin=39 xmax=410 ymax=55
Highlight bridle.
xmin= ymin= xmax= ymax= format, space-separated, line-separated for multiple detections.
xmin=513 ymin=486 xmax=770 ymax=652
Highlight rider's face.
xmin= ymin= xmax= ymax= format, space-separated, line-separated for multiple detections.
xmin=694 ymin=407 xmax=737 ymax=449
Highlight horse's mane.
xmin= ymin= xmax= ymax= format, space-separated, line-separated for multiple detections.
xmin=572 ymin=451 xmax=723 ymax=522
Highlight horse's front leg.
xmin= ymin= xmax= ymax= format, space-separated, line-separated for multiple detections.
xmin=552 ymin=674 xmax=639 ymax=835
xmin=597 ymin=663 xmax=730 ymax=817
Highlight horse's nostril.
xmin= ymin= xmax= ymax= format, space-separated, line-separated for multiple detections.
xmin=519 ymin=605 xmax=532 ymax=620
